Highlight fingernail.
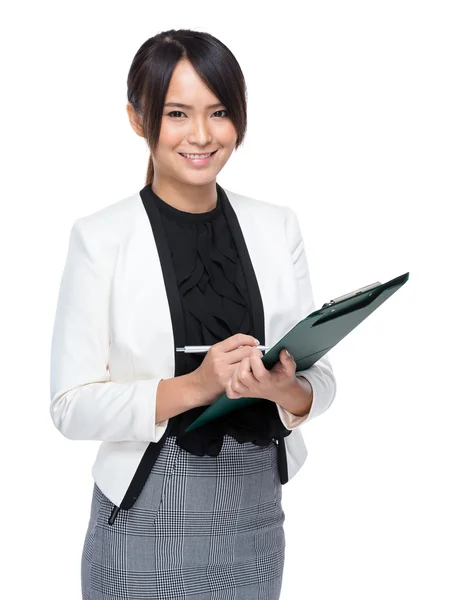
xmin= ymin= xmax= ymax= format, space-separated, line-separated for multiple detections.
xmin=254 ymin=338 xmax=260 ymax=345
xmin=285 ymin=350 xmax=291 ymax=358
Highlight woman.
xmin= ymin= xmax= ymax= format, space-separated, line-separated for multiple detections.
xmin=50 ymin=29 xmax=337 ymax=600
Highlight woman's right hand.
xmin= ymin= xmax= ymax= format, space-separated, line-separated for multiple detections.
xmin=194 ymin=333 xmax=261 ymax=405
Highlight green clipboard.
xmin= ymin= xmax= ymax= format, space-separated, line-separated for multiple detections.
xmin=184 ymin=271 xmax=409 ymax=434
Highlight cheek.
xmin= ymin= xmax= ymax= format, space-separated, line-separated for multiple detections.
xmin=221 ymin=122 xmax=238 ymax=145
xmin=158 ymin=130 xmax=181 ymax=148
xmin=153 ymin=132 xmax=183 ymax=166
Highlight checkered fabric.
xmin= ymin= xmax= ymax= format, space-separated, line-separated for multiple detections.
xmin=81 ymin=434 xmax=286 ymax=599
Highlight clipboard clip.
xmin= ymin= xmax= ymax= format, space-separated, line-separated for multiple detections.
xmin=321 ymin=281 xmax=381 ymax=308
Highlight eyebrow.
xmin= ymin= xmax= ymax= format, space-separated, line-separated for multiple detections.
xmin=164 ymin=102 xmax=224 ymax=109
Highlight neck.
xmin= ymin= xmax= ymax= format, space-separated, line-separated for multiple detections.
xmin=151 ymin=177 xmax=218 ymax=213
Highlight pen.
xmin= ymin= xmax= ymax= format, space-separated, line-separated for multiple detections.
xmin=176 ymin=345 xmax=270 ymax=353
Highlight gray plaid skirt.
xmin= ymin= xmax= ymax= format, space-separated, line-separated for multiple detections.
xmin=81 ymin=434 xmax=286 ymax=599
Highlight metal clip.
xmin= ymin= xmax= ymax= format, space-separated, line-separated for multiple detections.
xmin=322 ymin=281 xmax=381 ymax=308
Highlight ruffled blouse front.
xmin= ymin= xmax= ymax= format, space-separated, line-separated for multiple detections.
xmin=143 ymin=184 xmax=292 ymax=461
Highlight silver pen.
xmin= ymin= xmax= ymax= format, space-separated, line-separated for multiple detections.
xmin=176 ymin=345 xmax=270 ymax=353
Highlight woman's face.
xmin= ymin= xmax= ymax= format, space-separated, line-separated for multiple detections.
xmin=129 ymin=59 xmax=238 ymax=187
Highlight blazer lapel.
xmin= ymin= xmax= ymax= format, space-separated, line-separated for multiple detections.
xmin=221 ymin=186 xmax=266 ymax=350
xmin=140 ymin=185 xmax=188 ymax=378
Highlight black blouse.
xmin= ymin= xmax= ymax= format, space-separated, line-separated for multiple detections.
xmin=142 ymin=184 xmax=292 ymax=479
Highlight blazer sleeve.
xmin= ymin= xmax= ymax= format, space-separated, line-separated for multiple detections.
xmin=49 ymin=219 xmax=169 ymax=443
xmin=275 ymin=206 xmax=337 ymax=429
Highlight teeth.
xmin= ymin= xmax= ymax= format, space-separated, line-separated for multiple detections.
xmin=181 ymin=152 xmax=213 ymax=159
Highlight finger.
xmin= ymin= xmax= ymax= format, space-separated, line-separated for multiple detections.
xmin=227 ymin=367 xmax=240 ymax=398
xmin=231 ymin=359 xmax=245 ymax=393
xmin=286 ymin=350 xmax=296 ymax=370
xmin=222 ymin=333 xmax=260 ymax=354
xmin=249 ymin=349 xmax=265 ymax=378
xmin=244 ymin=355 xmax=263 ymax=388
xmin=282 ymin=347 xmax=295 ymax=364
xmin=238 ymin=357 xmax=252 ymax=386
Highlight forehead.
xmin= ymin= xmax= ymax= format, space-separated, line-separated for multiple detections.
xmin=166 ymin=60 xmax=220 ymax=106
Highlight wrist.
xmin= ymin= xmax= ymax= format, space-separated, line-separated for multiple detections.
xmin=187 ymin=370 xmax=206 ymax=408
xmin=188 ymin=369 xmax=222 ymax=408
xmin=270 ymin=375 xmax=313 ymax=417
xmin=266 ymin=375 xmax=298 ymax=404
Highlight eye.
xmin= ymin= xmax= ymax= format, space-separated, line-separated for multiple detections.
xmin=167 ymin=111 xmax=186 ymax=118
xmin=166 ymin=109 xmax=229 ymax=119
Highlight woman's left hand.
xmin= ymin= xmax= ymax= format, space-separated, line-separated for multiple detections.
xmin=225 ymin=347 xmax=297 ymax=402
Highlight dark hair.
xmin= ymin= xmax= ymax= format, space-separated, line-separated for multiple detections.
xmin=127 ymin=29 xmax=248 ymax=185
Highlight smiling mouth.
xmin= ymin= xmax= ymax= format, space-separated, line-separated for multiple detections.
xmin=178 ymin=149 xmax=218 ymax=158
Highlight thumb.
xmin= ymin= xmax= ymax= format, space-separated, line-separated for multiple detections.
xmin=282 ymin=349 xmax=293 ymax=362
xmin=275 ymin=349 xmax=293 ymax=375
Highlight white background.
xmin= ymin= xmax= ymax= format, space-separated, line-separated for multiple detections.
xmin=1 ymin=1 xmax=461 ymax=598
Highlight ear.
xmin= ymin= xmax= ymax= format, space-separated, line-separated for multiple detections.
xmin=126 ymin=103 xmax=145 ymax=138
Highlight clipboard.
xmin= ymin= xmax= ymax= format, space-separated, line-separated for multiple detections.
xmin=183 ymin=271 xmax=409 ymax=434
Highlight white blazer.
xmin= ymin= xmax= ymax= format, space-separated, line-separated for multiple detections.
xmin=50 ymin=184 xmax=337 ymax=509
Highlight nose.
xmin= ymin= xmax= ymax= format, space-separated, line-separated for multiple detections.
xmin=186 ymin=116 xmax=213 ymax=146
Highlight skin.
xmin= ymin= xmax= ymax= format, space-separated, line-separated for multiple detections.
xmin=126 ymin=58 xmax=238 ymax=214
